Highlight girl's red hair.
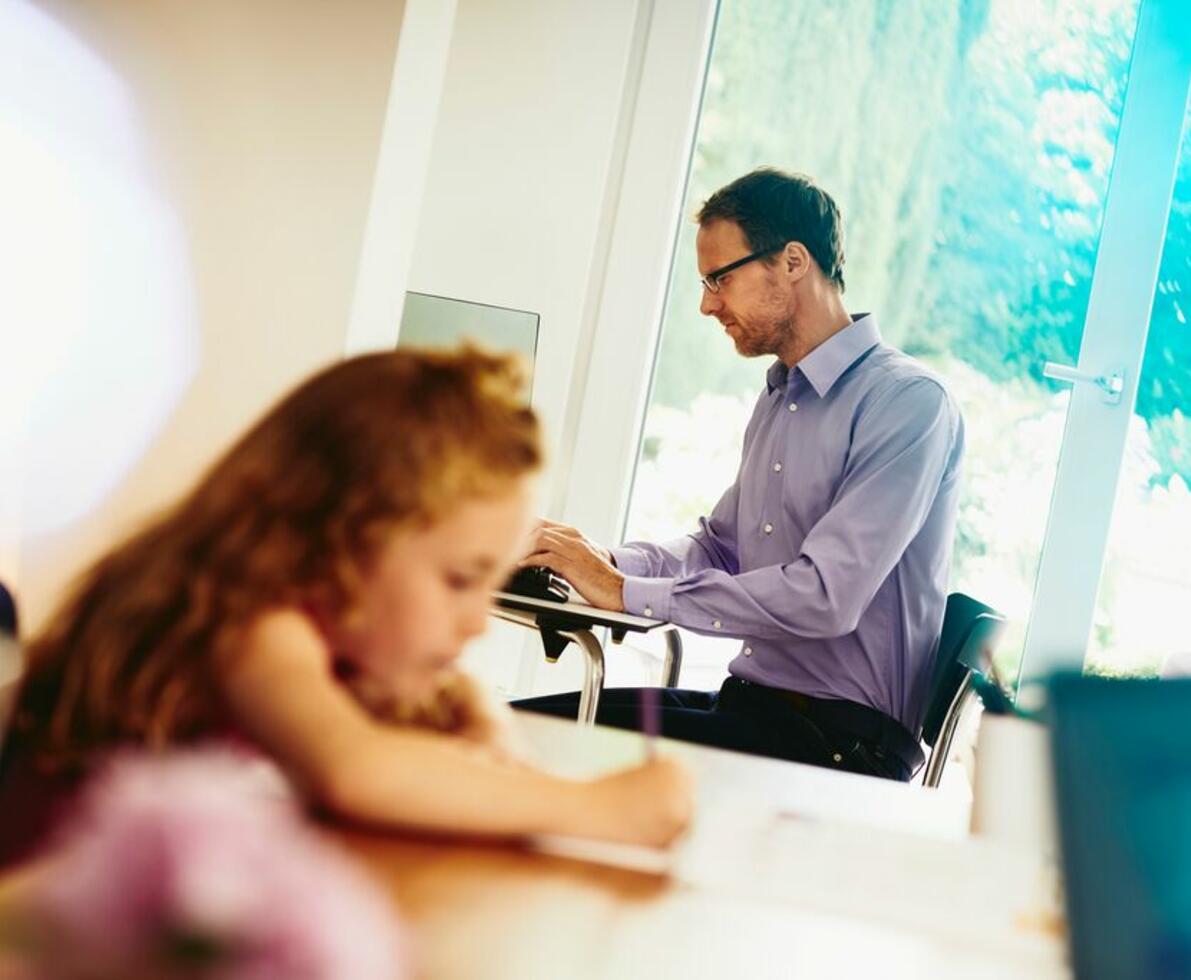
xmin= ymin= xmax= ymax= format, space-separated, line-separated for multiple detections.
xmin=14 ymin=346 xmax=541 ymax=768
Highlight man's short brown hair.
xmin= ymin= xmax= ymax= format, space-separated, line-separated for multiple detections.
xmin=697 ymin=167 xmax=846 ymax=291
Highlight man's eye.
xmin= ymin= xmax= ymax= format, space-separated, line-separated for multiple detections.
xmin=446 ymin=573 xmax=479 ymax=591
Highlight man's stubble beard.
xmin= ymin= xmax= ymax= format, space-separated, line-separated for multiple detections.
xmin=734 ymin=312 xmax=796 ymax=359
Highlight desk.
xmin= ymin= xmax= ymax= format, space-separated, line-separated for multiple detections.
xmin=328 ymin=715 xmax=1069 ymax=979
xmin=492 ymin=592 xmax=683 ymax=725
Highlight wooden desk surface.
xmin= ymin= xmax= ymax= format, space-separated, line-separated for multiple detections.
xmin=324 ymin=827 xmax=668 ymax=979
xmin=327 ymin=716 xmax=1070 ymax=980
xmin=0 ymin=715 xmax=1064 ymax=979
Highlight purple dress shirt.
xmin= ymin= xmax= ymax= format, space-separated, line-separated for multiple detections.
xmin=612 ymin=314 xmax=964 ymax=733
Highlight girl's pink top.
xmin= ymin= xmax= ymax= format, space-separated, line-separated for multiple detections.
xmin=0 ymin=618 xmax=357 ymax=871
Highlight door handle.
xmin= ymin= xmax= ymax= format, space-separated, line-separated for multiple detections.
xmin=1042 ymin=362 xmax=1125 ymax=404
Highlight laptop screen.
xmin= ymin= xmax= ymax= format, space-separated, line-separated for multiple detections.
xmin=1050 ymin=673 xmax=1191 ymax=980
xmin=397 ymin=291 xmax=539 ymax=392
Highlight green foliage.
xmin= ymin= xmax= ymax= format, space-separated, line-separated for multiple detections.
xmin=1140 ymin=182 xmax=1191 ymax=463
xmin=650 ymin=0 xmax=1189 ymax=485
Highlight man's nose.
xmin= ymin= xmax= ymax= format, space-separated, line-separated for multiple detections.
xmin=700 ymin=286 xmax=721 ymax=317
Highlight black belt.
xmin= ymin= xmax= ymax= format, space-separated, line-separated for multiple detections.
xmin=725 ymin=677 xmax=924 ymax=775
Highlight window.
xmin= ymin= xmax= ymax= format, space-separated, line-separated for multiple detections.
xmin=622 ymin=0 xmax=1146 ymax=683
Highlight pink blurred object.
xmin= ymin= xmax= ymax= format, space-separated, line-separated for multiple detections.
xmin=7 ymin=748 xmax=406 ymax=979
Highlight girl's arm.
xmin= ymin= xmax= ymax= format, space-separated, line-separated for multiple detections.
xmin=218 ymin=610 xmax=691 ymax=846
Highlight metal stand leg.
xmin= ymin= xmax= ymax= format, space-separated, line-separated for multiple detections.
xmin=662 ymin=628 xmax=683 ymax=688
xmin=560 ymin=628 xmax=605 ymax=726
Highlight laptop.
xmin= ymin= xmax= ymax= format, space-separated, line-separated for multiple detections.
xmin=1049 ymin=672 xmax=1191 ymax=979
xmin=397 ymin=291 xmax=539 ymax=392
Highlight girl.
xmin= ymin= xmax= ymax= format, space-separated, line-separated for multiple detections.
xmin=0 ymin=347 xmax=691 ymax=867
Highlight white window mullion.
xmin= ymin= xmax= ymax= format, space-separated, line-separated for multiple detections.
xmin=558 ymin=0 xmax=717 ymax=545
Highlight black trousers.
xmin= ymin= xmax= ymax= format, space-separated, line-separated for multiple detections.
xmin=514 ymin=676 xmax=919 ymax=781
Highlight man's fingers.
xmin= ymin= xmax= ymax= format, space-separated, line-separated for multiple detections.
xmin=528 ymin=522 xmax=604 ymax=567
xmin=538 ymin=518 xmax=583 ymax=539
xmin=527 ymin=526 xmax=573 ymax=552
xmin=519 ymin=551 xmax=575 ymax=577
xmin=520 ymin=528 xmax=608 ymax=586
xmin=536 ymin=529 xmax=585 ymax=556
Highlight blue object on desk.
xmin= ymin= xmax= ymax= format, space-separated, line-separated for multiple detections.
xmin=1049 ymin=673 xmax=1191 ymax=980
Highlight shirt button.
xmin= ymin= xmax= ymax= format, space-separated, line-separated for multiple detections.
xmin=788 ymin=402 xmax=798 ymax=412
xmin=713 ymin=620 xmax=722 ymax=630
xmin=643 ymin=606 xmax=653 ymax=617
xmin=773 ymin=462 xmax=783 ymax=473
xmin=763 ymin=523 xmax=774 ymax=535
xmin=743 ymin=646 xmax=753 ymax=657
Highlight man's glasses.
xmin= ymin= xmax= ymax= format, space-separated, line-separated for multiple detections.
xmin=699 ymin=245 xmax=783 ymax=294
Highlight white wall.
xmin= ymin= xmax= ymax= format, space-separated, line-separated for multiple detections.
xmin=409 ymin=0 xmax=643 ymax=467
xmin=5 ymin=0 xmax=414 ymax=631
xmin=560 ymin=0 xmax=716 ymax=547
xmin=347 ymin=0 xmax=458 ymax=354
xmin=405 ymin=0 xmax=652 ymax=696
xmin=3 ymin=0 xmax=710 ymax=702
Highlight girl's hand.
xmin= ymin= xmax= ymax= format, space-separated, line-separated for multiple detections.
xmin=576 ymin=755 xmax=694 ymax=848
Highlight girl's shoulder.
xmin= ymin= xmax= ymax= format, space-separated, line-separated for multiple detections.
xmin=243 ymin=607 xmax=327 ymax=650
xmin=220 ymin=607 xmax=333 ymax=683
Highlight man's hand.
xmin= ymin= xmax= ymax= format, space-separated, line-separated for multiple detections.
xmin=522 ymin=519 xmax=625 ymax=611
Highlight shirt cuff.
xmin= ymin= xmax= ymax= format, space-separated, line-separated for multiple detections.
xmin=621 ymin=575 xmax=676 ymax=622
xmin=609 ymin=546 xmax=651 ymax=577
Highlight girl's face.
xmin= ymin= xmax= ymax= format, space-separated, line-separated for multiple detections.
xmin=336 ymin=481 xmax=534 ymax=702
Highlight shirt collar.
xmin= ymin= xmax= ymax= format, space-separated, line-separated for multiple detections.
xmin=766 ymin=313 xmax=882 ymax=397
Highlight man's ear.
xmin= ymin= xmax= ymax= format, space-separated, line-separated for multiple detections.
xmin=782 ymin=241 xmax=813 ymax=283
xmin=776 ymin=241 xmax=814 ymax=283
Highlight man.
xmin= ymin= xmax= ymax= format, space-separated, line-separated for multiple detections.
xmin=517 ymin=168 xmax=964 ymax=781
